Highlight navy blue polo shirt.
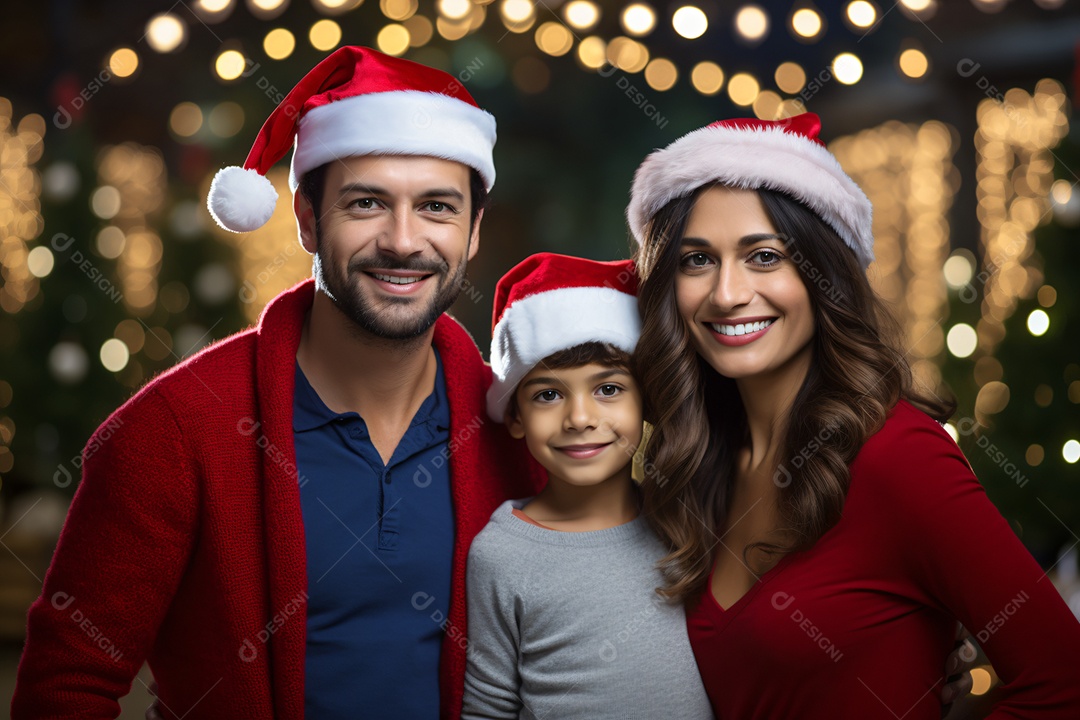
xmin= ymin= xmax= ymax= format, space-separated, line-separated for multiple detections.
xmin=293 ymin=350 xmax=454 ymax=719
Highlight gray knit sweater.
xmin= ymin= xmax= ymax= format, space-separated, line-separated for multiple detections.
xmin=462 ymin=499 xmax=714 ymax=719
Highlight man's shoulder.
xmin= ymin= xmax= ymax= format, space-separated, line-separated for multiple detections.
xmin=104 ymin=325 xmax=261 ymax=431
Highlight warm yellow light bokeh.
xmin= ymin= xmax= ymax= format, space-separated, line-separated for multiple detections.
xmin=264 ymin=28 xmax=296 ymax=59
xmin=691 ymin=61 xmax=724 ymax=95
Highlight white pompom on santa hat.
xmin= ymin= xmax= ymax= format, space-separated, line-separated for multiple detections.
xmin=626 ymin=112 xmax=875 ymax=269
xmin=486 ymin=252 xmax=640 ymax=422
xmin=207 ymin=45 xmax=497 ymax=233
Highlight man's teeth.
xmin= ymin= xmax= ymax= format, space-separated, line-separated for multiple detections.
xmin=710 ymin=319 xmax=775 ymax=336
xmin=372 ymin=273 xmax=422 ymax=285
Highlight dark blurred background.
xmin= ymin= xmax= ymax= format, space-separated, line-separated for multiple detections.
xmin=1 ymin=0 xmax=1079 ymax=715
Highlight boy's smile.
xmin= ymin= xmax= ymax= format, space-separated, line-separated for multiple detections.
xmin=508 ymin=362 xmax=644 ymax=488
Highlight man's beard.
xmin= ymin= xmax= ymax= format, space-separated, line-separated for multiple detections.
xmin=313 ymin=233 xmax=468 ymax=341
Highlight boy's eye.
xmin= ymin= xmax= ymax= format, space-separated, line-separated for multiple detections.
xmin=535 ymin=389 xmax=560 ymax=402
xmin=598 ymin=384 xmax=621 ymax=397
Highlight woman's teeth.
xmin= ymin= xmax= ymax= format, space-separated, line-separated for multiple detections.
xmin=710 ymin=319 xmax=775 ymax=336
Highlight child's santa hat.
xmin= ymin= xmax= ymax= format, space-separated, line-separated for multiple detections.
xmin=627 ymin=112 xmax=875 ymax=269
xmin=486 ymin=253 xmax=640 ymax=422
xmin=207 ymin=46 xmax=497 ymax=233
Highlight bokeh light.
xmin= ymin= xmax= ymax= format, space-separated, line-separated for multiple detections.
xmin=727 ymin=72 xmax=759 ymax=106
xmin=310 ymin=19 xmax=343 ymax=50
xmin=946 ymin=324 xmax=977 ymax=358
xmin=621 ymin=4 xmax=656 ymax=36
xmin=564 ymin=0 xmax=600 ymax=30
xmin=146 ymin=14 xmax=186 ymax=53
xmin=691 ymin=61 xmax=724 ymax=95
xmin=832 ymin=53 xmax=863 ymax=84
xmin=214 ymin=50 xmax=247 ymax=81
xmin=734 ymin=5 xmax=769 ymax=41
xmin=377 ymin=24 xmax=411 ymax=55
xmin=791 ymin=8 xmax=822 ymax=39
xmin=846 ymin=1 xmax=876 ymax=28
xmin=264 ymin=28 xmax=296 ymax=59
xmin=899 ymin=48 xmax=929 ymax=79
xmin=108 ymin=48 xmax=139 ymax=78
xmin=672 ymin=6 xmax=708 ymax=39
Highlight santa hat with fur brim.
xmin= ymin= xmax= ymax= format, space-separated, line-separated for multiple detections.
xmin=626 ymin=113 xmax=875 ymax=269
xmin=486 ymin=253 xmax=640 ymax=422
xmin=207 ymin=46 xmax=497 ymax=233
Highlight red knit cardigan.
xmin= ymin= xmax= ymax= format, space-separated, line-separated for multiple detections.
xmin=13 ymin=278 xmax=545 ymax=719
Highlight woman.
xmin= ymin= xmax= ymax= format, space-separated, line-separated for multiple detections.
xmin=628 ymin=113 xmax=1080 ymax=718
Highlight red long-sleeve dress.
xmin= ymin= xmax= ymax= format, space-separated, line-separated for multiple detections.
xmin=687 ymin=399 xmax=1080 ymax=719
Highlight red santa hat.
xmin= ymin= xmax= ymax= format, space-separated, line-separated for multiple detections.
xmin=207 ymin=46 xmax=497 ymax=233
xmin=486 ymin=253 xmax=640 ymax=422
xmin=627 ymin=112 xmax=874 ymax=269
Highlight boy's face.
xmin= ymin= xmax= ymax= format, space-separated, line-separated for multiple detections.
xmin=507 ymin=362 xmax=644 ymax=488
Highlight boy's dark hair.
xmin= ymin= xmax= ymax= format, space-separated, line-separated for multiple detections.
xmin=506 ymin=341 xmax=635 ymax=421
xmin=298 ymin=161 xmax=489 ymax=235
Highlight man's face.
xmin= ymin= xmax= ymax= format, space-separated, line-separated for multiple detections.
xmin=296 ymin=155 xmax=481 ymax=340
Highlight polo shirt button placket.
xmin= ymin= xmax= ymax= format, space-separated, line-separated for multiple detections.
xmin=378 ymin=467 xmax=399 ymax=550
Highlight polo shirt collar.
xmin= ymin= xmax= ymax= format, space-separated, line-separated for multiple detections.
xmin=292 ymin=349 xmax=450 ymax=434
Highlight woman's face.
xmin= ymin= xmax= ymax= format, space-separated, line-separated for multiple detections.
xmin=674 ymin=186 xmax=815 ymax=381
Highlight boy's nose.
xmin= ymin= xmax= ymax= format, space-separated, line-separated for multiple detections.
xmin=564 ymin=396 xmax=598 ymax=431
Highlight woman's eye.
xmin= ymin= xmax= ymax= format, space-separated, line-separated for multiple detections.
xmin=751 ymin=249 xmax=782 ymax=266
xmin=681 ymin=252 xmax=711 ymax=268
xmin=598 ymin=384 xmax=621 ymax=397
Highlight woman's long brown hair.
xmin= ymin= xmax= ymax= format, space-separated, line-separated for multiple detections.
xmin=633 ymin=185 xmax=954 ymax=603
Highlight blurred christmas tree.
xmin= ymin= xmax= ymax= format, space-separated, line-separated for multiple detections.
xmin=941 ymin=123 xmax=1079 ymax=567
xmin=0 ymin=113 xmax=250 ymax=499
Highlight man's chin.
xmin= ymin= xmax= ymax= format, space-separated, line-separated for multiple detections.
xmin=331 ymin=292 xmax=442 ymax=340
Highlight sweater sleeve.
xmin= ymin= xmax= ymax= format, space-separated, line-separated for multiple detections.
xmin=866 ymin=404 xmax=1080 ymax=719
xmin=12 ymin=387 xmax=199 ymax=719
xmin=462 ymin=526 xmax=525 ymax=720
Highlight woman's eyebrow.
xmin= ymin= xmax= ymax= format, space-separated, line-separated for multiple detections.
xmin=679 ymin=233 xmax=787 ymax=248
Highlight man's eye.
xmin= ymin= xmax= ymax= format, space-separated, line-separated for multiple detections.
xmin=424 ymin=201 xmax=455 ymax=213
xmin=350 ymin=198 xmax=377 ymax=210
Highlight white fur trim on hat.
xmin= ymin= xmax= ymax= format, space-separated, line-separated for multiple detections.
xmin=486 ymin=286 xmax=641 ymax=422
xmin=208 ymin=166 xmax=280 ymax=233
xmin=627 ymin=124 xmax=874 ymax=269
xmin=289 ymin=90 xmax=497 ymax=191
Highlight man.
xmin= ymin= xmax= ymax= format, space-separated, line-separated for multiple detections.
xmin=13 ymin=46 xmax=544 ymax=719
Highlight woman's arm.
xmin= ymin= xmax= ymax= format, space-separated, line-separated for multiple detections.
xmin=873 ymin=406 xmax=1080 ymax=719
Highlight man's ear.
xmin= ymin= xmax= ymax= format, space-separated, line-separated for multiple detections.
xmin=467 ymin=208 xmax=483 ymax=262
xmin=294 ymin=191 xmax=318 ymax=255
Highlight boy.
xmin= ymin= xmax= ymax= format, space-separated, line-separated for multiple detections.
xmin=462 ymin=253 xmax=713 ymax=719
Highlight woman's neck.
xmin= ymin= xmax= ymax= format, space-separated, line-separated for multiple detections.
xmin=734 ymin=346 xmax=813 ymax=475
